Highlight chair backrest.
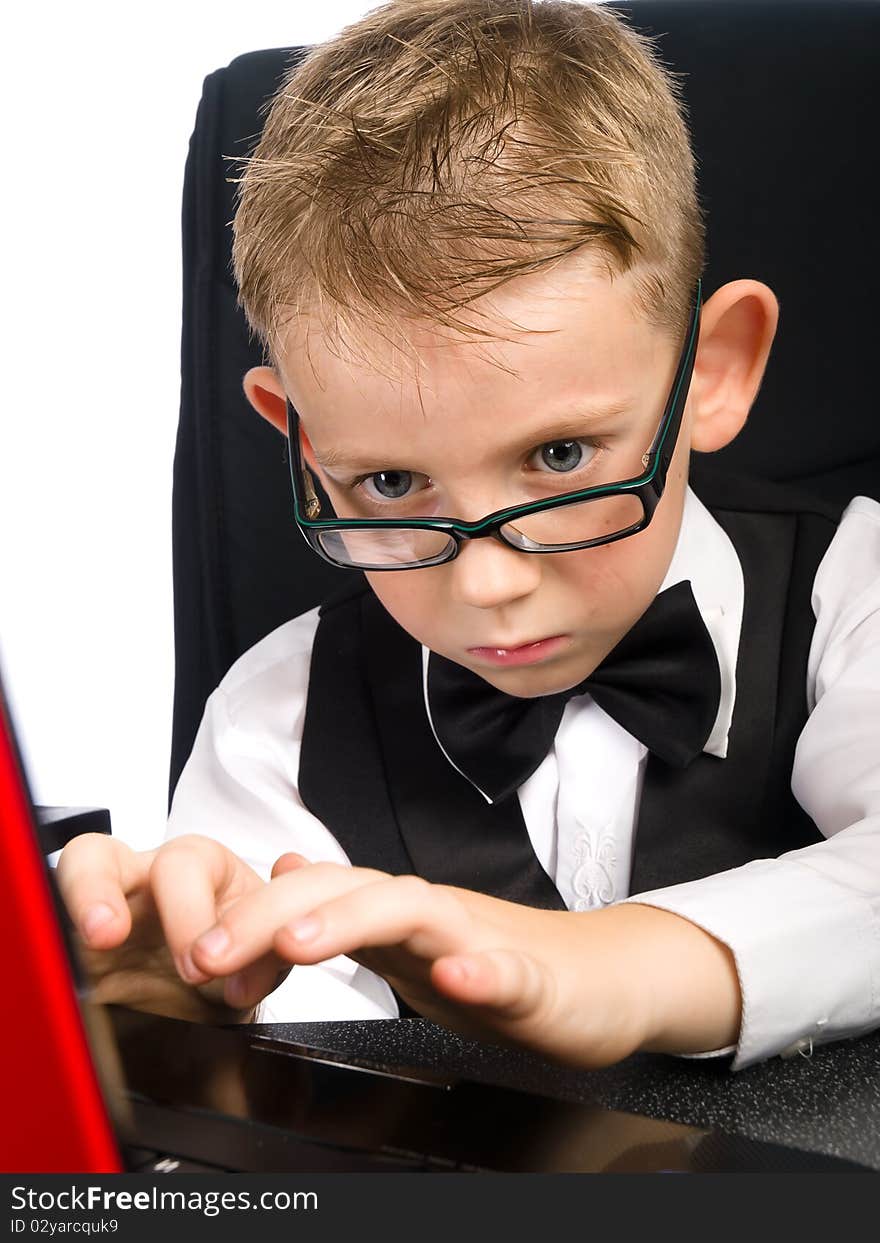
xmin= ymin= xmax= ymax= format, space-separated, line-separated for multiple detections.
xmin=170 ymin=0 xmax=880 ymax=804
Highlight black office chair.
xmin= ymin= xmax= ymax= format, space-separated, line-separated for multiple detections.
xmin=170 ymin=0 xmax=880 ymax=805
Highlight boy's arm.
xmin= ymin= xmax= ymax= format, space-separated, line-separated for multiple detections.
xmin=622 ymin=496 xmax=880 ymax=1068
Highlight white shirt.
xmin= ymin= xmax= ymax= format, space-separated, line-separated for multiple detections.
xmin=165 ymin=485 xmax=880 ymax=1071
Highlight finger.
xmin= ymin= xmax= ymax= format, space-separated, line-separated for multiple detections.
xmin=149 ymin=835 xmax=247 ymax=984
xmin=270 ymin=852 xmax=310 ymax=878
xmin=223 ymin=960 xmax=292 ymax=1011
xmin=430 ymin=949 xmax=554 ymax=1022
xmin=55 ymin=833 xmax=156 ymax=948
xmin=190 ymin=861 xmax=388 ymax=975
xmin=273 ymin=875 xmax=470 ymax=966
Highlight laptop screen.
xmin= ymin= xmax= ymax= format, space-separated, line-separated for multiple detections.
xmin=0 ymin=666 xmax=125 ymax=1173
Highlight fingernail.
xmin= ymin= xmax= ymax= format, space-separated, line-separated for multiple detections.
xmin=194 ymin=925 xmax=231 ymax=960
xmin=287 ymin=916 xmax=321 ymax=943
xmin=454 ymin=957 xmax=478 ymax=981
xmin=83 ymin=903 xmax=115 ymax=941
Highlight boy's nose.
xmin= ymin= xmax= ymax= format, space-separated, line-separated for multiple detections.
xmin=446 ymin=533 xmax=542 ymax=610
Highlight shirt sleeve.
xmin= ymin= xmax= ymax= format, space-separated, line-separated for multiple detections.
xmin=622 ymin=495 xmax=880 ymax=1070
xmin=165 ymin=608 xmax=399 ymax=1023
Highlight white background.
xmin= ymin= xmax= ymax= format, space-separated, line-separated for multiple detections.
xmin=0 ymin=1 xmax=393 ymax=850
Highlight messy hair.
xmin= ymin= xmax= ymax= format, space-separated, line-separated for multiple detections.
xmin=229 ymin=0 xmax=705 ymax=375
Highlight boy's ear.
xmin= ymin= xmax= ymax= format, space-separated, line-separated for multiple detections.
xmin=688 ymin=280 xmax=779 ymax=453
xmin=242 ymin=366 xmax=288 ymax=435
xmin=241 ymin=366 xmax=320 ymax=470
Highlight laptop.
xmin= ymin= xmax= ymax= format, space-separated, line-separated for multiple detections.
xmin=1 ymin=662 xmax=869 ymax=1174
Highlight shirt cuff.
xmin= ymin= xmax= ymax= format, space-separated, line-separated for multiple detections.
xmin=622 ymin=856 xmax=878 ymax=1070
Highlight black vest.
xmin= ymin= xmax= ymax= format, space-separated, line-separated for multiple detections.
xmin=299 ymin=462 xmax=844 ymax=910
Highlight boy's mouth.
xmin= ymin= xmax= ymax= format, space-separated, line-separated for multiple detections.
xmin=466 ymin=635 xmax=570 ymax=667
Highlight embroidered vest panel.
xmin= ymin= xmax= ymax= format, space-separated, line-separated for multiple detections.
xmin=299 ymin=464 xmax=844 ymax=907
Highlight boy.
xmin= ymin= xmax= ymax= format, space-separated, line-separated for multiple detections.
xmin=58 ymin=0 xmax=880 ymax=1071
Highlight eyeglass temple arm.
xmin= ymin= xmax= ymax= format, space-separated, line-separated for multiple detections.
xmin=642 ymin=281 xmax=703 ymax=473
xmin=287 ymin=401 xmax=323 ymax=519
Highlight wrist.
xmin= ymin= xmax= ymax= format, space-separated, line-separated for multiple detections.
xmin=547 ymin=905 xmax=658 ymax=1067
xmin=601 ymin=902 xmax=743 ymax=1055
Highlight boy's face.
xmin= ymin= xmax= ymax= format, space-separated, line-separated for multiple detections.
xmin=268 ymin=263 xmax=728 ymax=698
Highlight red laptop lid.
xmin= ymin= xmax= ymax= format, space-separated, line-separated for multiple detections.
xmin=0 ymin=672 xmax=123 ymax=1173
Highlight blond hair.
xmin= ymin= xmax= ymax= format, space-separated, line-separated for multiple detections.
xmin=229 ymin=0 xmax=704 ymax=374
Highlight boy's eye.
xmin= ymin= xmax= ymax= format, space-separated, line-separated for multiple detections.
xmin=362 ymin=469 xmax=423 ymax=501
xmin=533 ymin=439 xmax=591 ymax=473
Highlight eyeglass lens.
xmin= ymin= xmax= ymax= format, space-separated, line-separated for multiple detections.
xmin=315 ymin=489 xmax=646 ymax=568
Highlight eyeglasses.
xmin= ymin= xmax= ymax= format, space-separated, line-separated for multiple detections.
xmin=286 ymin=280 xmax=701 ymax=571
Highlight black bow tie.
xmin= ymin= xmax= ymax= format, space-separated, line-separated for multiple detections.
xmin=426 ymin=580 xmax=722 ymax=804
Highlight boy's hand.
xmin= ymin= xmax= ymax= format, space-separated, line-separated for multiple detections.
xmin=55 ymin=833 xmax=291 ymax=1024
xmin=186 ymin=856 xmax=663 ymax=1068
